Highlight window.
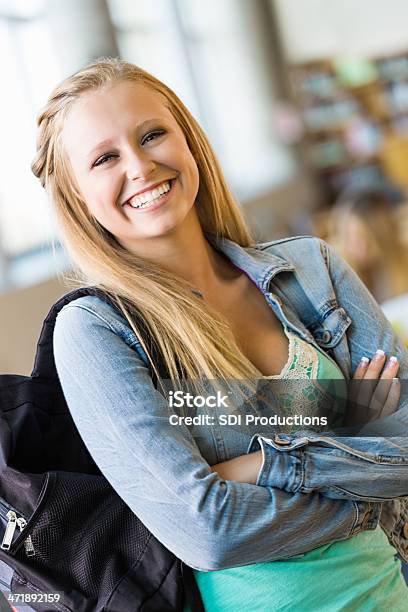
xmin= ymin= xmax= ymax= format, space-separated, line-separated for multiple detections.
xmin=0 ymin=0 xmax=61 ymax=259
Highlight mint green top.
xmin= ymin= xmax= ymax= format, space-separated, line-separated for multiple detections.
xmin=193 ymin=332 xmax=408 ymax=611
xmin=194 ymin=527 xmax=407 ymax=612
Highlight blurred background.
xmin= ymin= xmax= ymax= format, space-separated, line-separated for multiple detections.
xmin=1 ymin=0 xmax=408 ymax=374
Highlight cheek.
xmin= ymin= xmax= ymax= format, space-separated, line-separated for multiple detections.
xmin=170 ymin=137 xmax=199 ymax=189
xmin=82 ymin=176 xmax=120 ymax=215
xmin=183 ymin=152 xmax=200 ymax=193
xmin=70 ymin=165 xmax=123 ymax=230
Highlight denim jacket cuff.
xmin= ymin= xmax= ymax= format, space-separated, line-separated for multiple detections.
xmin=247 ymin=435 xmax=302 ymax=491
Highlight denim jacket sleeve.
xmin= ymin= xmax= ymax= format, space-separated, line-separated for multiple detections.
xmin=53 ymin=299 xmax=367 ymax=572
xmin=248 ymin=433 xmax=408 ymax=502
xmin=250 ymin=240 xmax=408 ymax=503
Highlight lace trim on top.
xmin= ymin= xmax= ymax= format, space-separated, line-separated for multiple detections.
xmin=263 ymin=328 xmax=319 ymax=380
xmin=260 ymin=329 xmax=345 ymax=432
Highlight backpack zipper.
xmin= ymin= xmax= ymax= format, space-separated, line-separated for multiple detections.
xmin=16 ymin=517 xmax=35 ymax=556
xmin=0 ymin=501 xmax=35 ymax=556
xmin=0 ymin=511 xmax=17 ymax=551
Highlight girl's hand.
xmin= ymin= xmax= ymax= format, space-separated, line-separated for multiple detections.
xmin=345 ymin=350 xmax=400 ymax=426
xmin=210 ymin=452 xmax=263 ymax=484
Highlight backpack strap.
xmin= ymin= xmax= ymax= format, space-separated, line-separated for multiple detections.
xmin=31 ymin=287 xmax=168 ymax=386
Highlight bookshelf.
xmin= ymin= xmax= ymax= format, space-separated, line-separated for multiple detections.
xmin=290 ymin=52 xmax=408 ymax=202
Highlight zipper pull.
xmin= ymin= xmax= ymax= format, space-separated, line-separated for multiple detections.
xmin=1 ymin=511 xmax=17 ymax=551
xmin=24 ymin=535 xmax=35 ymax=557
xmin=16 ymin=517 xmax=35 ymax=557
xmin=16 ymin=517 xmax=27 ymax=530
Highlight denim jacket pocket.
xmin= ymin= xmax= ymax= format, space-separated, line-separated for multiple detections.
xmin=312 ymin=306 xmax=351 ymax=350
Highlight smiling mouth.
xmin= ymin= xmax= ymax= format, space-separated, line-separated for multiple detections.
xmin=124 ymin=179 xmax=174 ymax=210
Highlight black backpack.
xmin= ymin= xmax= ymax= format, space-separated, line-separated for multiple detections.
xmin=0 ymin=288 xmax=203 ymax=611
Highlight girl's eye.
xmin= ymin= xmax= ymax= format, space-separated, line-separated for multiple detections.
xmin=141 ymin=130 xmax=165 ymax=146
xmin=92 ymin=131 xmax=165 ymax=166
xmin=93 ymin=153 xmax=117 ymax=167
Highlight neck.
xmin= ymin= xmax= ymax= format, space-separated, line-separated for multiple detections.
xmin=127 ymin=211 xmax=240 ymax=296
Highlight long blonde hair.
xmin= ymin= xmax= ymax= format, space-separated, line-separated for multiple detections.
xmin=32 ymin=57 xmax=260 ymax=388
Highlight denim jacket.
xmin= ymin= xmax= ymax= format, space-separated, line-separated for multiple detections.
xmin=53 ymin=235 xmax=408 ymax=570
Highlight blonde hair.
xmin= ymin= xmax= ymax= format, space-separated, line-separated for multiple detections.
xmin=32 ymin=57 xmax=260 ymax=389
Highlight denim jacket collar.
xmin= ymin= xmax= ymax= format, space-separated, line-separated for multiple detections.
xmin=208 ymin=235 xmax=295 ymax=292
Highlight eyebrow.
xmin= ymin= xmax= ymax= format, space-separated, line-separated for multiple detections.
xmin=87 ymin=118 xmax=165 ymax=158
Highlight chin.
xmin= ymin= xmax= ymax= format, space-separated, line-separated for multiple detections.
xmin=153 ymin=224 xmax=182 ymax=238
xmin=150 ymin=212 xmax=191 ymax=236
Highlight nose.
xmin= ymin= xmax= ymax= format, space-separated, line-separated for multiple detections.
xmin=125 ymin=147 xmax=155 ymax=181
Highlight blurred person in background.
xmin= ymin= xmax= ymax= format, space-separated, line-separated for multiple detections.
xmin=327 ymin=187 xmax=408 ymax=345
xmin=31 ymin=59 xmax=408 ymax=611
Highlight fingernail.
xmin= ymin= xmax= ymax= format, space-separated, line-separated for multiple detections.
xmin=360 ymin=356 xmax=370 ymax=366
xmin=386 ymin=356 xmax=398 ymax=368
xmin=374 ymin=349 xmax=386 ymax=360
xmin=392 ymin=377 xmax=400 ymax=384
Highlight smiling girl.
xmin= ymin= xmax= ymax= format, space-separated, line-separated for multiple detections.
xmin=32 ymin=58 xmax=408 ymax=611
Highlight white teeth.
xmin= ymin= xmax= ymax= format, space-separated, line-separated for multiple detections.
xmin=127 ymin=181 xmax=171 ymax=209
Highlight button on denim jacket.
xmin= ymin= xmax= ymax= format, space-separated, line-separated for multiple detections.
xmin=53 ymin=236 xmax=408 ymax=571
